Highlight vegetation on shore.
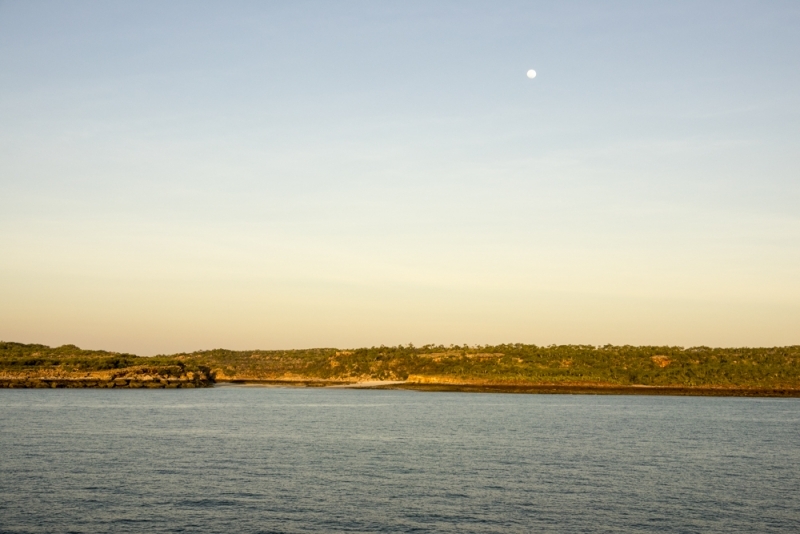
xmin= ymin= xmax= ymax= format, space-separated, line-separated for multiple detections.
xmin=3 ymin=341 xmax=798 ymax=391
xmin=0 ymin=342 xmax=213 ymax=387
xmin=183 ymin=344 xmax=800 ymax=389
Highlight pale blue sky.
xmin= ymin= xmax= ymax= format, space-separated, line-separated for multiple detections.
xmin=1 ymin=1 xmax=799 ymax=354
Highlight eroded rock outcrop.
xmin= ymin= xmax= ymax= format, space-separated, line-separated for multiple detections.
xmin=0 ymin=366 xmax=214 ymax=389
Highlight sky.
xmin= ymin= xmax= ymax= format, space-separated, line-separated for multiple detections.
xmin=1 ymin=1 xmax=799 ymax=355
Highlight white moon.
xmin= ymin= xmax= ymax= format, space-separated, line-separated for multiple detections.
xmin=526 ymin=69 xmax=536 ymax=79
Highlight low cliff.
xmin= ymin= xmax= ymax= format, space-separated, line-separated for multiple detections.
xmin=0 ymin=342 xmax=214 ymax=388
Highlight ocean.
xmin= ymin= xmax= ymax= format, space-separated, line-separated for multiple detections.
xmin=1 ymin=387 xmax=798 ymax=533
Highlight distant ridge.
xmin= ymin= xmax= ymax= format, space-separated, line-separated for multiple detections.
xmin=2 ymin=341 xmax=799 ymax=395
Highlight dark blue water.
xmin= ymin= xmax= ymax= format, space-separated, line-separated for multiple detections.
xmin=1 ymin=388 xmax=798 ymax=533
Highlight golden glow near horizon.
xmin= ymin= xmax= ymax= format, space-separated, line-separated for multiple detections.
xmin=1 ymin=3 xmax=799 ymax=355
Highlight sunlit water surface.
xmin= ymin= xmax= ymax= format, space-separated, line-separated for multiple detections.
xmin=1 ymin=388 xmax=798 ymax=533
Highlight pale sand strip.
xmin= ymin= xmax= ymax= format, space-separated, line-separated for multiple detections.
xmin=213 ymin=379 xmax=407 ymax=388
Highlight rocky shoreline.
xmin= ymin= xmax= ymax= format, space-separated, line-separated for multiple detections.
xmin=215 ymin=379 xmax=800 ymax=397
xmin=3 ymin=376 xmax=799 ymax=396
xmin=389 ymin=382 xmax=800 ymax=397
xmin=0 ymin=366 xmax=215 ymax=389
xmin=0 ymin=377 xmax=213 ymax=388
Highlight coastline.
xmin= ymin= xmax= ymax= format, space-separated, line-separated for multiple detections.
xmin=2 ymin=376 xmax=798 ymax=396
xmin=4 ymin=342 xmax=798 ymax=396
xmin=386 ymin=382 xmax=800 ymax=397
xmin=211 ymin=379 xmax=800 ymax=397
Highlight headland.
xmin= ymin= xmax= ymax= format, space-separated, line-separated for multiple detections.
xmin=2 ymin=342 xmax=798 ymax=396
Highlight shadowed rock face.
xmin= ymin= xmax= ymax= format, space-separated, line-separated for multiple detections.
xmin=0 ymin=361 xmax=215 ymax=389
xmin=0 ymin=369 xmax=215 ymax=388
xmin=0 ymin=342 xmax=218 ymax=388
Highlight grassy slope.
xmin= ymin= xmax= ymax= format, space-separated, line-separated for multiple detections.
xmin=180 ymin=344 xmax=800 ymax=389
xmin=3 ymin=342 xmax=799 ymax=389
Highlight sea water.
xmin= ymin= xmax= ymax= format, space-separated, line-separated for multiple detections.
xmin=0 ymin=388 xmax=798 ymax=533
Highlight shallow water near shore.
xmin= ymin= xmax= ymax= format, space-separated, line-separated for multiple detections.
xmin=1 ymin=389 xmax=798 ymax=533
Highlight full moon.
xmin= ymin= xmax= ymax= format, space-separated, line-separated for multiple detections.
xmin=526 ymin=69 xmax=536 ymax=79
